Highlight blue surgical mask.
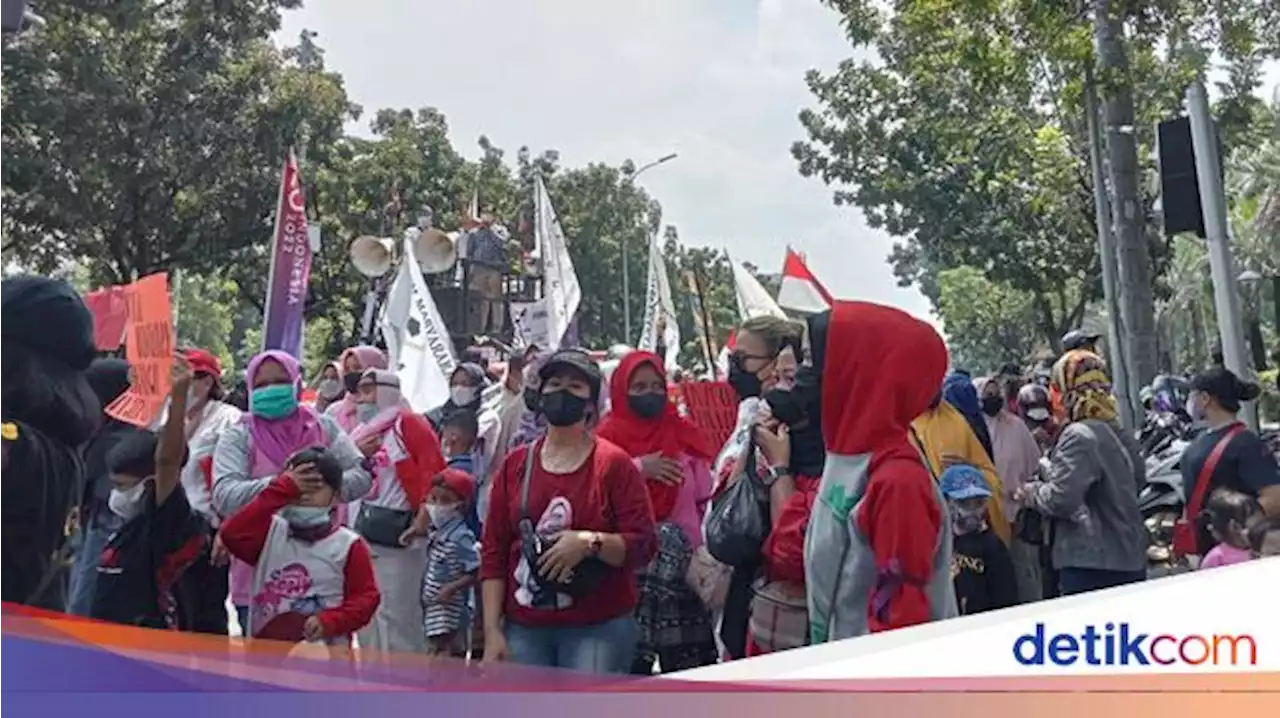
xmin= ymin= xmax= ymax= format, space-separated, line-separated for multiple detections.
xmin=281 ymin=506 xmax=332 ymax=530
xmin=251 ymin=384 xmax=298 ymax=420
xmin=356 ymin=402 xmax=379 ymax=424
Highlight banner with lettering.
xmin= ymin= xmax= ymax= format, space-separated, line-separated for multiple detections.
xmin=382 ymin=238 xmax=456 ymax=413
xmin=262 ymin=150 xmax=312 ymax=357
xmin=509 ymin=300 xmax=550 ymax=349
xmin=105 ymin=273 xmax=174 ymax=427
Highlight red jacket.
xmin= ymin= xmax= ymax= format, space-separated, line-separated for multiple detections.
xmin=218 ymin=476 xmax=379 ymax=640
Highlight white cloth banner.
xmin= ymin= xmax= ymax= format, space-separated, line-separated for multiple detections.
xmin=638 ymin=234 xmax=681 ymax=369
xmin=509 ymin=300 xmax=551 ymax=349
xmin=730 ymin=258 xmax=786 ymax=320
xmin=380 ymin=238 xmax=456 ymax=413
xmin=534 ymin=175 xmax=580 ymax=350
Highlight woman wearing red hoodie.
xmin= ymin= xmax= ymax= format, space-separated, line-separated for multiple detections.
xmin=348 ymin=369 xmax=446 ymax=656
xmin=805 ymin=301 xmax=958 ymax=641
xmin=596 ymin=350 xmax=718 ymax=674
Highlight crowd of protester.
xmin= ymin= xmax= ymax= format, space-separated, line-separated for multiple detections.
xmin=3 ymin=275 xmax=1279 ymax=675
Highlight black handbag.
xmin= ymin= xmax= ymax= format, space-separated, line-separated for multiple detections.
xmin=519 ymin=441 xmax=610 ymax=599
xmin=355 ymin=502 xmax=415 ymax=549
xmin=704 ymin=435 xmax=770 ymax=568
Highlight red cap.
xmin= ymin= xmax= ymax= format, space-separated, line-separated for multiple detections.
xmin=433 ymin=468 xmax=475 ymax=505
xmin=183 ymin=348 xmax=223 ymax=383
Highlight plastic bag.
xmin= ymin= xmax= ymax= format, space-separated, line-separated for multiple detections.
xmin=704 ymin=437 xmax=769 ymax=568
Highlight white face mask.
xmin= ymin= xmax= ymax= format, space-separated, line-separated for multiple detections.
xmin=426 ymin=503 xmax=460 ymax=527
xmin=281 ymin=505 xmax=333 ymax=530
xmin=318 ymin=379 xmax=343 ymax=400
xmin=450 ymin=386 xmax=477 ymax=406
xmin=108 ymin=481 xmax=149 ymax=520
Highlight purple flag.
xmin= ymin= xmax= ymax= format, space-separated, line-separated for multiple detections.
xmin=262 ymin=150 xmax=312 ymax=357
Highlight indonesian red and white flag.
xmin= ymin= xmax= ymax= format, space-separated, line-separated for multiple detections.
xmin=776 ymin=247 xmax=834 ymax=315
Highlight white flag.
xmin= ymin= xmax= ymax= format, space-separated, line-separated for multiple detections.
xmin=730 ymin=258 xmax=786 ymax=320
xmin=380 ymin=238 xmax=456 ymax=412
xmin=535 ymin=175 xmax=580 ymax=350
xmin=638 ymin=234 xmax=681 ymax=369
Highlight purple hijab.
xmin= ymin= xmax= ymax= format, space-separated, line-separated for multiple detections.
xmin=243 ymin=350 xmax=326 ymax=468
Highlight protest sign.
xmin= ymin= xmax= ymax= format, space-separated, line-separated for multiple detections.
xmin=509 ymin=300 xmax=550 ymax=348
xmin=105 ymin=273 xmax=174 ymax=427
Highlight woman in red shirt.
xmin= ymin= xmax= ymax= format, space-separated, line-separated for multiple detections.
xmin=480 ymin=349 xmax=657 ymax=673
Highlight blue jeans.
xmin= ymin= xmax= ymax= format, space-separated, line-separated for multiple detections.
xmin=506 ymin=614 xmax=637 ymax=674
xmin=65 ymin=505 xmax=121 ymax=616
xmin=1058 ymin=567 xmax=1146 ymax=596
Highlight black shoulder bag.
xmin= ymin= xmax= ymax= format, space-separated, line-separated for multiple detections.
xmin=517 ymin=441 xmax=610 ymax=599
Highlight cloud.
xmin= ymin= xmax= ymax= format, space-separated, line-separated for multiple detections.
xmin=278 ymin=0 xmax=936 ymax=322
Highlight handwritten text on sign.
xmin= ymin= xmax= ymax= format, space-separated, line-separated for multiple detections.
xmin=105 ymin=273 xmax=174 ymax=427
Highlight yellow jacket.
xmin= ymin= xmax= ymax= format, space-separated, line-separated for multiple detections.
xmin=911 ymin=403 xmax=1011 ymax=544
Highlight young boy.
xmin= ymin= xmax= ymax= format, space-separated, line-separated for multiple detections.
xmin=218 ymin=446 xmax=380 ymax=645
xmin=416 ymin=468 xmax=479 ymax=657
xmin=940 ymin=464 xmax=1018 ymax=616
xmin=440 ymin=409 xmax=484 ymax=535
xmin=91 ymin=357 xmax=208 ymax=629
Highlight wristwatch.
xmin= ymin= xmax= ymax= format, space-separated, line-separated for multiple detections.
xmin=586 ymin=532 xmax=604 ymax=557
xmin=762 ymin=466 xmax=792 ymax=487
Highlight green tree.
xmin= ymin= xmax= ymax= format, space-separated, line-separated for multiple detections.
xmin=1 ymin=1 xmax=355 ymax=285
xmin=935 ymin=266 xmax=1040 ymax=372
xmin=795 ymin=0 xmax=1278 ymax=359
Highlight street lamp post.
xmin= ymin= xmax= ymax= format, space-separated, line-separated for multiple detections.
xmin=621 ymin=153 xmax=677 ymax=344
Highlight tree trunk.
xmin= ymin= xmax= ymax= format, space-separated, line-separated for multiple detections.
xmin=1189 ymin=300 xmax=1207 ymax=369
xmin=1092 ymin=0 xmax=1159 ymax=388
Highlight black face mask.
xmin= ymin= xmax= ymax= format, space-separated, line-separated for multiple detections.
xmin=763 ymin=386 xmax=805 ymax=427
xmin=343 ymin=371 xmax=362 ymax=394
xmin=541 ymin=389 xmax=589 ymax=427
xmin=727 ymin=356 xmax=765 ymax=400
xmin=523 ymin=387 xmax=542 ymax=412
xmin=627 ymin=393 xmax=666 ymax=420
xmin=981 ymin=396 xmax=1003 ymax=417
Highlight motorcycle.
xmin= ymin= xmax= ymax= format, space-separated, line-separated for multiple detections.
xmin=1138 ymin=437 xmax=1187 ymax=566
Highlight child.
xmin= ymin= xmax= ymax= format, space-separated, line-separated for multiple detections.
xmin=440 ymin=409 xmax=484 ymax=535
xmin=1247 ymin=515 xmax=1280 ymax=559
xmin=218 ymin=446 xmax=380 ymax=645
xmin=91 ymin=357 xmax=208 ymax=629
xmin=940 ymin=464 xmax=1018 ymax=616
xmin=417 ymin=468 xmax=480 ymax=657
xmin=1198 ymin=488 xmax=1260 ymax=569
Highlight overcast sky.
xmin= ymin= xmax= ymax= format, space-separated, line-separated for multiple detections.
xmin=277 ymin=0 xmax=935 ymax=320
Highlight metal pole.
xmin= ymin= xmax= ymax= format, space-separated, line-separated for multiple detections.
xmin=1187 ymin=79 xmax=1257 ymax=430
xmin=622 ymin=223 xmax=630 ymax=343
xmin=621 ymin=153 xmax=677 ymax=346
xmin=1085 ymin=72 xmax=1137 ymax=431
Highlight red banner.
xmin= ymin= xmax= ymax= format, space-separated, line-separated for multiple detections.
xmin=83 ymin=285 xmax=129 ymax=351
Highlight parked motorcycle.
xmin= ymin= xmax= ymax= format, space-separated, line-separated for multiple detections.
xmin=1138 ymin=437 xmax=1187 ymax=566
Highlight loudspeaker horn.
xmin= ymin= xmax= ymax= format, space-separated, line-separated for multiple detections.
xmin=349 ymin=235 xmax=395 ymax=277
xmin=415 ymin=228 xmax=458 ymax=274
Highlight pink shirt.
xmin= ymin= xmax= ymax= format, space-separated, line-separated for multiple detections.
xmin=634 ymin=453 xmax=713 ymax=549
xmin=1200 ymin=543 xmax=1252 ymax=569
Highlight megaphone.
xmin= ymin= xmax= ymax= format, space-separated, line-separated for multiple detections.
xmin=415 ymin=227 xmax=458 ymax=274
xmin=349 ymin=235 xmax=395 ymax=277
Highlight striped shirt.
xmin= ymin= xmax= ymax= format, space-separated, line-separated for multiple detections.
xmin=421 ymin=517 xmax=479 ymax=637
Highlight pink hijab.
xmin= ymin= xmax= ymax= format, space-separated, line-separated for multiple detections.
xmin=349 ymin=368 xmax=411 ymax=444
xmin=244 ymin=350 xmax=326 ymax=468
xmin=329 ymin=345 xmax=389 ymax=431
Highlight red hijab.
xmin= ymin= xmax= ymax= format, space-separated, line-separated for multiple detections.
xmin=597 ymin=351 xmax=715 ymax=520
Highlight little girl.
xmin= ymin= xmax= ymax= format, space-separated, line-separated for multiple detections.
xmin=1198 ymin=488 xmax=1260 ymax=569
